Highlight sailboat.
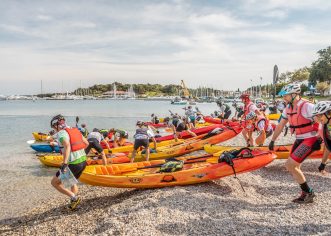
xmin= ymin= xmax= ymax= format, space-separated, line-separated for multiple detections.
xmin=126 ymin=85 xmax=136 ymax=100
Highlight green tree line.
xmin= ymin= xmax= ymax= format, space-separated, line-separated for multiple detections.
xmin=248 ymin=46 xmax=331 ymax=96
xmin=73 ymin=82 xmax=220 ymax=97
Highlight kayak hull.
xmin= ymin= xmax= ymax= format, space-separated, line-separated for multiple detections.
xmin=32 ymin=132 xmax=50 ymax=141
xmin=204 ymin=144 xmax=331 ymax=159
xmin=38 ymin=153 xmax=130 ymax=168
xmin=80 ymin=149 xmax=276 ymax=188
xmin=155 ymin=123 xmax=240 ymax=142
xmin=267 ymin=114 xmax=281 ymax=120
xmin=30 ymin=144 xmax=60 ymax=153
xmin=132 ymin=126 xmax=243 ymax=162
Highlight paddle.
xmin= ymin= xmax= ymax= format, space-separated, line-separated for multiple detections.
xmin=75 ymin=116 xmax=79 ymax=127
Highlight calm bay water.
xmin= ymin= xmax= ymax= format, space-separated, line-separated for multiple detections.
xmin=0 ymin=99 xmax=223 ymax=220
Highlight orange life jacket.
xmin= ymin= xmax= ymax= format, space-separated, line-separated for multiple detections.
xmin=286 ymin=100 xmax=318 ymax=135
xmin=64 ymin=127 xmax=87 ymax=151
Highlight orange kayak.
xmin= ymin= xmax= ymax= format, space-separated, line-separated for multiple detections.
xmin=130 ymin=125 xmax=243 ymax=162
xmin=80 ymin=149 xmax=276 ymax=188
xmin=204 ymin=144 xmax=331 ymax=159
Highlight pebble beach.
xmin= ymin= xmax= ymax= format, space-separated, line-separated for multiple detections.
xmin=1 ymin=132 xmax=331 ymax=236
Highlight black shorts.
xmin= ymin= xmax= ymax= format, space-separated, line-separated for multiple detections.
xmin=85 ymin=138 xmax=103 ymax=154
xmin=266 ymin=129 xmax=273 ymax=138
xmin=224 ymin=110 xmax=232 ymax=119
xmin=56 ymin=161 xmax=87 ymax=179
xmin=134 ymin=139 xmax=149 ymax=150
xmin=119 ymin=133 xmax=129 ymax=139
xmin=176 ymin=123 xmax=186 ymax=132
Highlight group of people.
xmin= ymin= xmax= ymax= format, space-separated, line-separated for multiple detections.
xmin=239 ymin=83 xmax=331 ymax=204
xmin=48 ymin=83 xmax=331 ymax=210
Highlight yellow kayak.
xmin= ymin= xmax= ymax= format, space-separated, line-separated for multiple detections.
xmin=32 ymin=132 xmax=50 ymax=141
xmin=130 ymin=125 xmax=243 ymax=162
xmin=204 ymin=144 xmax=331 ymax=159
xmin=38 ymin=153 xmax=131 ymax=168
xmin=38 ymin=139 xmax=184 ymax=167
xmin=104 ymin=139 xmax=184 ymax=154
xmin=267 ymin=113 xmax=281 ymax=120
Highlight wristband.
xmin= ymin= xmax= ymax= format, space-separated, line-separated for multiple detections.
xmin=60 ymin=163 xmax=68 ymax=172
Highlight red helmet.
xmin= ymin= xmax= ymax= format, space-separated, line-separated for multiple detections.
xmin=240 ymin=94 xmax=250 ymax=100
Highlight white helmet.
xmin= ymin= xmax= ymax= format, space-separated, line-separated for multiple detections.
xmin=312 ymin=101 xmax=331 ymax=116
xmin=278 ymin=83 xmax=301 ymax=96
xmin=246 ymin=111 xmax=257 ymax=120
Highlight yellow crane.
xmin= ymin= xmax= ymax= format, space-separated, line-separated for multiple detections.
xmin=181 ymin=80 xmax=190 ymax=98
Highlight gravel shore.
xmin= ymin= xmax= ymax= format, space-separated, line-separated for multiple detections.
xmin=1 ymin=132 xmax=331 ymax=235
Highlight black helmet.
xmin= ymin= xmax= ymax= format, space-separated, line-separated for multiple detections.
xmin=136 ymin=121 xmax=144 ymax=126
xmin=93 ymin=128 xmax=99 ymax=132
xmin=50 ymin=114 xmax=65 ymax=128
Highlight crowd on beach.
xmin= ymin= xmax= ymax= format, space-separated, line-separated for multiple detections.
xmin=44 ymin=83 xmax=331 ymax=210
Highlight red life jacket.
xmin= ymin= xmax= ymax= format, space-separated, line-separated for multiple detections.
xmin=244 ymin=102 xmax=254 ymax=117
xmin=243 ymin=102 xmax=254 ymax=130
xmin=64 ymin=127 xmax=87 ymax=151
xmin=255 ymin=116 xmax=270 ymax=132
xmin=286 ymin=100 xmax=318 ymax=135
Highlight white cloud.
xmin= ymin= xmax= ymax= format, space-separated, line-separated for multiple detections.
xmin=0 ymin=0 xmax=330 ymax=94
xmin=189 ymin=13 xmax=249 ymax=29
xmin=36 ymin=14 xmax=52 ymax=21
xmin=263 ymin=9 xmax=288 ymax=19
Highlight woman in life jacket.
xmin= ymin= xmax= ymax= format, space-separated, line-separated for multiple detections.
xmin=240 ymin=93 xmax=261 ymax=147
xmin=50 ymin=114 xmax=89 ymax=210
xmin=245 ymin=111 xmax=274 ymax=146
xmin=312 ymin=101 xmax=331 ymax=174
xmin=269 ymin=83 xmax=321 ymax=204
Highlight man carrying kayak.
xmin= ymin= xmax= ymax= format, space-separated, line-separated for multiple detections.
xmin=84 ymin=128 xmax=109 ymax=165
xmin=164 ymin=115 xmax=197 ymax=142
xmin=184 ymin=106 xmax=197 ymax=128
xmin=50 ymin=114 xmax=89 ymax=210
xmin=269 ymin=84 xmax=321 ymax=204
xmin=240 ymin=93 xmax=261 ymax=147
xmin=131 ymin=121 xmax=157 ymax=162
xmin=151 ymin=113 xmax=160 ymax=124
xmin=108 ymin=128 xmax=129 ymax=147
xmin=245 ymin=111 xmax=274 ymax=146
xmin=216 ymin=99 xmax=232 ymax=120
xmin=312 ymin=101 xmax=331 ymax=175
xmin=232 ymin=102 xmax=244 ymax=120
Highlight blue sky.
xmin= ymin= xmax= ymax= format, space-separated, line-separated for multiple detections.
xmin=0 ymin=0 xmax=330 ymax=95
